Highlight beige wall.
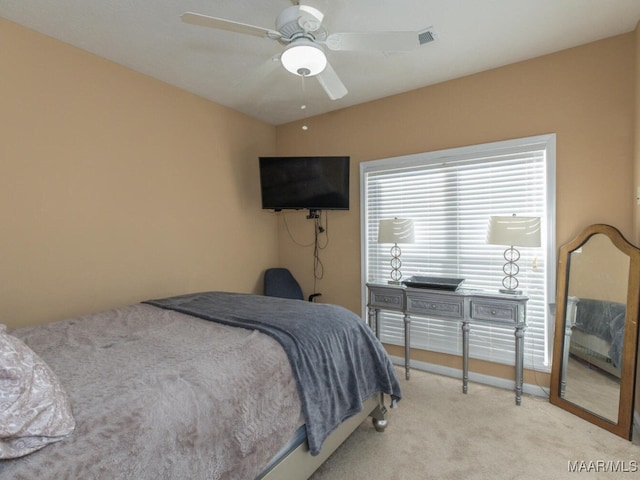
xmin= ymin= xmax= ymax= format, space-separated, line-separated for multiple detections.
xmin=1 ymin=18 xmax=278 ymax=328
xmin=275 ymin=32 xmax=637 ymax=319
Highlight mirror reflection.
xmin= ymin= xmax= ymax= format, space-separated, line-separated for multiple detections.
xmin=560 ymin=233 xmax=628 ymax=421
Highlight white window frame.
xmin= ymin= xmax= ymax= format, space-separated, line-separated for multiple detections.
xmin=360 ymin=134 xmax=556 ymax=372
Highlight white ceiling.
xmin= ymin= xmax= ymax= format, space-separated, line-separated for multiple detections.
xmin=3 ymin=0 xmax=640 ymax=125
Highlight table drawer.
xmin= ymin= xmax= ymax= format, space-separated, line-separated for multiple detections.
xmin=369 ymin=290 xmax=405 ymax=311
xmin=470 ymin=300 xmax=519 ymax=324
xmin=406 ymin=295 xmax=464 ymax=319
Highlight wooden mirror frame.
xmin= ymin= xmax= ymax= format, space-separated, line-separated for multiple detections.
xmin=549 ymin=224 xmax=640 ymax=439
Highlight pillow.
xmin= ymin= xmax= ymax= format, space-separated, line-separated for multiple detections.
xmin=0 ymin=324 xmax=75 ymax=459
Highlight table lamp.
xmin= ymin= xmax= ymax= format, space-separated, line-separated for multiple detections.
xmin=487 ymin=215 xmax=541 ymax=294
xmin=378 ymin=218 xmax=415 ymax=284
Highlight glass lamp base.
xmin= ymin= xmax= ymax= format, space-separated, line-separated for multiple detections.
xmin=500 ymin=288 xmax=523 ymax=295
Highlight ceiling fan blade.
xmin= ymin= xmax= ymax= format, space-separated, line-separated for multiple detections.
xmin=316 ymin=62 xmax=347 ymax=100
xmin=181 ymin=12 xmax=282 ymax=40
xmin=325 ymin=28 xmax=435 ymax=52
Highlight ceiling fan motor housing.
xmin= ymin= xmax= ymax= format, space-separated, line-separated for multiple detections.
xmin=276 ymin=5 xmax=326 ymax=41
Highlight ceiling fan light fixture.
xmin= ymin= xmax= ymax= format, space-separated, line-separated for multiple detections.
xmin=281 ymin=39 xmax=327 ymax=76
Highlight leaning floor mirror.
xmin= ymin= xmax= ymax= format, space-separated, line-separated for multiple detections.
xmin=550 ymin=224 xmax=640 ymax=439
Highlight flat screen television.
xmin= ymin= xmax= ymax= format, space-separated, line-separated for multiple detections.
xmin=259 ymin=156 xmax=350 ymax=211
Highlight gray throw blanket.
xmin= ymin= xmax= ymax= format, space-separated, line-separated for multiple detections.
xmin=574 ymin=298 xmax=626 ymax=368
xmin=145 ymin=291 xmax=402 ymax=455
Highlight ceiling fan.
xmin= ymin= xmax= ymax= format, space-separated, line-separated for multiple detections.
xmin=181 ymin=1 xmax=436 ymax=100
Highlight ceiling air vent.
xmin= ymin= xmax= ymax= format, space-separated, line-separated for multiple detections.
xmin=418 ymin=28 xmax=437 ymax=46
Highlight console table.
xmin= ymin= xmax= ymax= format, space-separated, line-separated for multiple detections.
xmin=366 ymin=283 xmax=528 ymax=405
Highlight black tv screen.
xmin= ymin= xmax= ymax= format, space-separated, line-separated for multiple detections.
xmin=259 ymin=156 xmax=350 ymax=211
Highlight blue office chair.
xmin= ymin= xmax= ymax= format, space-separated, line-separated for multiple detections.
xmin=263 ymin=268 xmax=321 ymax=302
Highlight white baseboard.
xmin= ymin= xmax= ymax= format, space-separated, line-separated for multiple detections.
xmin=389 ymin=355 xmax=550 ymax=398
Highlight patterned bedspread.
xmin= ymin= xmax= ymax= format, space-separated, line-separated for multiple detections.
xmin=1 ymin=303 xmax=304 ymax=479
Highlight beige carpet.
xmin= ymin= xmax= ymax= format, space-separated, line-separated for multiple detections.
xmin=309 ymin=368 xmax=639 ymax=480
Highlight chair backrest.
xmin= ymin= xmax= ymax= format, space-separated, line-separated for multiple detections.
xmin=263 ymin=268 xmax=304 ymax=300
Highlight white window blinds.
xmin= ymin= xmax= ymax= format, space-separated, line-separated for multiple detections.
xmin=360 ymin=135 xmax=556 ymax=371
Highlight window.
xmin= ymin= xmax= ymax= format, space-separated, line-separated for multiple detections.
xmin=360 ymin=135 xmax=555 ymax=372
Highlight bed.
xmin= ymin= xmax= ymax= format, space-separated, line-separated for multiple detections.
xmin=567 ymin=296 xmax=626 ymax=378
xmin=0 ymin=291 xmax=401 ymax=479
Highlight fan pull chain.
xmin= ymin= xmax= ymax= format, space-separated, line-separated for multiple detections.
xmin=301 ymin=74 xmax=309 ymax=131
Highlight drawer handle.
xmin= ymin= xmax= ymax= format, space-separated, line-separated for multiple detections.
xmin=431 ymin=304 xmax=437 ymax=309
xmin=491 ymin=309 xmax=497 ymax=315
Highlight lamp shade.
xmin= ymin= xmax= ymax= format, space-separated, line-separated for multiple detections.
xmin=280 ymin=39 xmax=327 ymax=76
xmin=487 ymin=216 xmax=541 ymax=247
xmin=378 ymin=218 xmax=415 ymax=244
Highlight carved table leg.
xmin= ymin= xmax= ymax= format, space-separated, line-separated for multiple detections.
xmin=515 ymin=325 xmax=525 ymax=405
xmin=367 ymin=307 xmax=379 ymax=337
xmin=404 ymin=313 xmax=411 ymax=380
xmin=461 ymin=321 xmax=470 ymax=394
